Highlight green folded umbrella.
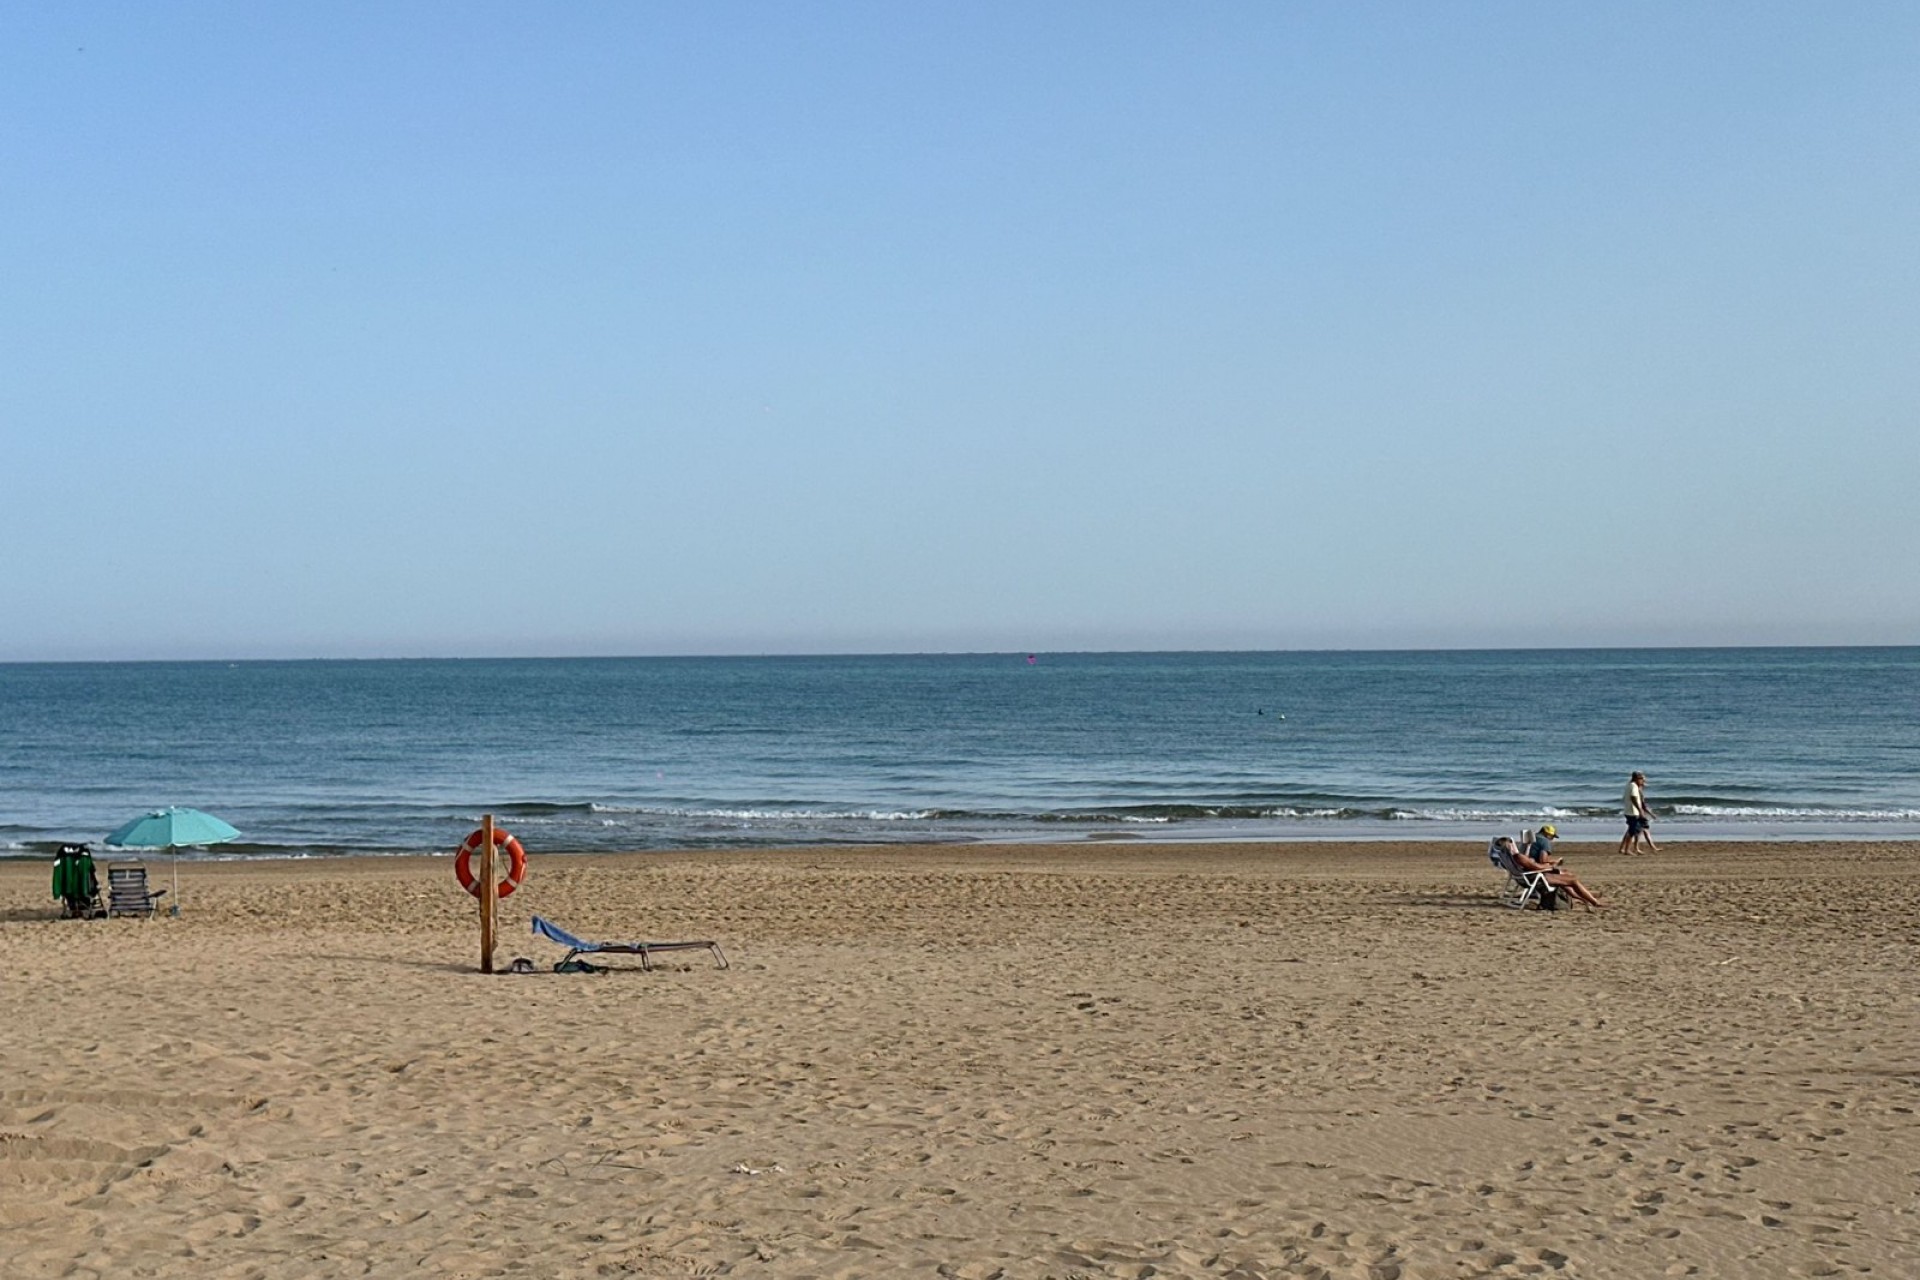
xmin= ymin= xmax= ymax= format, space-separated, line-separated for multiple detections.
xmin=52 ymin=846 xmax=99 ymax=913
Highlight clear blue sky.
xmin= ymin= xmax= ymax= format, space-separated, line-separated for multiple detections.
xmin=5 ymin=3 xmax=1916 ymax=659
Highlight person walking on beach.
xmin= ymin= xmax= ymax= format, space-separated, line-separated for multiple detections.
xmin=1619 ymin=771 xmax=1659 ymax=855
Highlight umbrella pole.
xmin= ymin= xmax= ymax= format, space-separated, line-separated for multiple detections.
xmin=171 ymin=846 xmax=181 ymax=916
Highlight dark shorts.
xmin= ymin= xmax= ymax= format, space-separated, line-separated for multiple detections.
xmin=1625 ymin=816 xmax=1649 ymax=836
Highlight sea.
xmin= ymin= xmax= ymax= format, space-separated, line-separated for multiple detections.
xmin=2 ymin=648 xmax=1917 ymax=860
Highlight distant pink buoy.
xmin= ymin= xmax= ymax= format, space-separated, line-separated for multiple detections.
xmin=1026 ymin=654 xmax=1037 ymax=665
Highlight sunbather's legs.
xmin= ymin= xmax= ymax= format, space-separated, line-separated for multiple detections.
xmin=1548 ymin=872 xmax=1606 ymax=910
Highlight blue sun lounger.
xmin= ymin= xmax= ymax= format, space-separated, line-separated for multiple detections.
xmin=531 ymin=915 xmax=728 ymax=971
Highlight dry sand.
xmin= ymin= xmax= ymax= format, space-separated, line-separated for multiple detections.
xmin=1 ymin=840 xmax=1915 ymax=1279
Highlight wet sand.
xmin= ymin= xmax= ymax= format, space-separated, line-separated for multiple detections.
xmin=2 ymin=840 xmax=1915 ymax=1278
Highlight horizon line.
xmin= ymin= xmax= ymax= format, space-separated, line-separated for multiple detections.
xmin=4 ymin=641 xmax=1917 ymax=667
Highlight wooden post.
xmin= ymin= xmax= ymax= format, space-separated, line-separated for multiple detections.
xmin=479 ymin=812 xmax=497 ymax=974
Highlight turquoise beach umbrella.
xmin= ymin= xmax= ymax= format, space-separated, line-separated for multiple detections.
xmin=104 ymin=806 xmax=240 ymax=916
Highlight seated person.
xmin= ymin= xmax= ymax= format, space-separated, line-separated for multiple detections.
xmin=1510 ymin=826 xmax=1607 ymax=910
xmin=1528 ymin=823 xmax=1565 ymax=868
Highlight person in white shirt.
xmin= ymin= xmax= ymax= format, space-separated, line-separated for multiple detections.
xmin=1618 ymin=771 xmax=1659 ymax=855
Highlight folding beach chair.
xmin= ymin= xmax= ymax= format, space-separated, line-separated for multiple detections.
xmin=106 ymin=864 xmax=168 ymax=918
xmin=1488 ymin=838 xmax=1562 ymax=911
xmin=531 ymin=916 xmax=728 ymax=971
xmin=52 ymin=844 xmax=103 ymax=919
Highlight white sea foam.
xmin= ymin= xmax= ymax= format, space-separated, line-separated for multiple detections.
xmin=1386 ymin=806 xmax=1582 ymax=822
xmin=682 ymin=807 xmax=938 ymax=822
xmin=585 ymin=803 xmax=936 ymax=821
xmin=1669 ymin=805 xmax=1920 ymax=820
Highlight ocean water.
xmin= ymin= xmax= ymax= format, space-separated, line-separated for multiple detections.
xmin=2 ymin=649 xmax=1917 ymax=859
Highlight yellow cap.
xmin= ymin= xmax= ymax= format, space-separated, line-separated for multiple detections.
xmin=1540 ymin=824 xmax=1558 ymax=838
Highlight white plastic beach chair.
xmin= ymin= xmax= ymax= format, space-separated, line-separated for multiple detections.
xmin=1487 ymin=838 xmax=1562 ymax=911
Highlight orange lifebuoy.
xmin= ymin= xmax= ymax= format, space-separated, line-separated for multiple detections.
xmin=455 ymin=827 xmax=527 ymax=899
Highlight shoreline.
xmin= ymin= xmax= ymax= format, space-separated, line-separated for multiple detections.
xmin=8 ymin=825 xmax=1920 ymax=866
xmin=6 ymin=837 xmax=1914 ymax=889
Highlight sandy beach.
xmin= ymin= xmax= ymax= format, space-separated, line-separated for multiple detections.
xmin=2 ymin=840 xmax=1915 ymax=1278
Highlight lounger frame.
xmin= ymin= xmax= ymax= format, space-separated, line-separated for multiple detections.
xmin=532 ymin=915 xmax=728 ymax=970
xmin=1487 ymin=840 xmax=1565 ymax=911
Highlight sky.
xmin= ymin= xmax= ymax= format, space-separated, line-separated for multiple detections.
xmin=4 ymin=3 xmax=1917 ymax=659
